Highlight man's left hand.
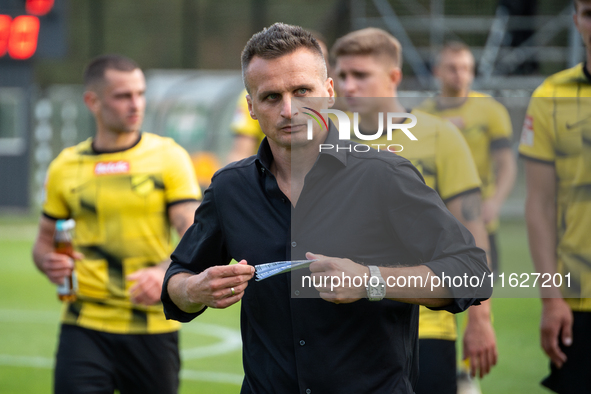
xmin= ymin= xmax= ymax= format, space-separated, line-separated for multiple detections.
xmin=127 ymin=266 xmax=167 ymax=306
xmin=307 ymin=252 xmax=368 ymax=304
xmin=481 ymin=199 xmax=500 ymax=226
xmin=463 ymin=308 xmax=498 ymax=378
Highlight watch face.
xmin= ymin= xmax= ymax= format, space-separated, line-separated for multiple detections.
xmin=367 ymin=266 xmax=386 ymax=301
xmin=368 ymin=283 xmax=385 ymax=300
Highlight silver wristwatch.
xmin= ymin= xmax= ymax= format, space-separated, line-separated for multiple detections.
xmin=366 ymin=265 xmax=386 ymax=301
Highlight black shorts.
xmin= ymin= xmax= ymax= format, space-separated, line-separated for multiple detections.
xmin=542 ymin=311 xmax=591 ymax=394
xmin=414 ymin=339 xmax=457 ymax=394
xmin=54 ymin=324 xmax=180 ymax=394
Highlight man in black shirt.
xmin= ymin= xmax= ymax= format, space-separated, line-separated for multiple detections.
xmin=161 ymin=23 xmax=491 ymax=394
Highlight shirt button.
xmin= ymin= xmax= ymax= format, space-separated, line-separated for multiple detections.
xmin=281 ymin=198 xmax=286 ymax=203
xmin=291 ymin=241 xmax=297 ymax=247
xmin=299 ymin=340 xmax=305 ymax=346
xmin=306 ymin=389 xmax=311 ymax=394
xmin=294 ymin=290 xmax=300 ymax=296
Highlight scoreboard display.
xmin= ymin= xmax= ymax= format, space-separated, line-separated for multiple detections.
xmin=0 ymin=0 xmax=66 ymax=60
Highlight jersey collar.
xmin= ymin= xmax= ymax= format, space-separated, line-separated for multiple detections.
xmin=91 ymin=133 xmax=142 ymax=155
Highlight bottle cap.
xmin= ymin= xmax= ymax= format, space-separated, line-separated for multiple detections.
xmin=56 ymin=219 xmax=76 ymax=231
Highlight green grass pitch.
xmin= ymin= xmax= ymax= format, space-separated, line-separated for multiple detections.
xmin=0 ymin=218 xmax=553 ymax=393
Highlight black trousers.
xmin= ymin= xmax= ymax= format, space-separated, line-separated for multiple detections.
xmin=415 ymin=339 xmax=457 ymax=394
xmin=542 ymin=311 xmax=591 ymax=394
xmin=54 ymin=324 xmax=180 ymax=394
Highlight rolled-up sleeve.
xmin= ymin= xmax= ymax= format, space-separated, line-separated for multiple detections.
xmin=161 ymin=184 xmax=231 ymax=322
xmin=386 ymin=161 xmax=492 ymax=313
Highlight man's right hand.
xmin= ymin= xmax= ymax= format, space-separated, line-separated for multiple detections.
xmin=183 ymin=260 xmax=255 ymax=309
xmin=39 ymin=251 xmax=84 ymax=285
xmin=540 ymin=298 xmax=573 ymax=368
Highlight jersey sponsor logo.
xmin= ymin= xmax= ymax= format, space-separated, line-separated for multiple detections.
xmin=520 ymin=115 xmax=534 ymax=146
xmin=94 ymin=161 xmax=130 ymax=175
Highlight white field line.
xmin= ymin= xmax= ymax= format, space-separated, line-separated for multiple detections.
xmin=181 ymin=322 xmax=242 ymax=360
xmin=180 ymin=369 xmax=243 ymax=385
xmin=0 ymin=355 xmax=53 ymax=368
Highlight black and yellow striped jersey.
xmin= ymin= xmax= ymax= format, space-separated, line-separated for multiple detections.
xmin=353 ymin=109 xmax=481 ymax=340
xmin=43 ymin=133 xmax=201 ymax=334
xmin=519 ymin=63 xmax=591 ymax=311
xmin=418 ymin=91 xmax=513 ymax=233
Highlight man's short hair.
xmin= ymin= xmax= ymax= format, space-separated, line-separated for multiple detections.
xmin=574 ymin=0 xmax=591 ymax=11
xmin=331 ymin=28 xmax=402 ymax=68
xmin=435 ymin=41 xmax=474 ymax=67
xmin=241 ymin=23 xmax=326 ymax=93
xmin=83 ymin=54 xmax=140 ymax=88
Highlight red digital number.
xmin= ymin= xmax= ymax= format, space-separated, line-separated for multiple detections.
xmin=26 ymin=0 xmax=55 ymax=16
xmin=8 ymin=15 xmax=40 ymax=60
xmin=0 ymin=15 xmax=11 ymax=57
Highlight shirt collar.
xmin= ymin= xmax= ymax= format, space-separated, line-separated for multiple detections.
xmin=255 ymin=120 xmax=347 ymax=174
xmin=255 ymin=136 xmax=273 ymax=175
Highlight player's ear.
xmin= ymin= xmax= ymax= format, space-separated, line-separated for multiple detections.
xmin=390 ymin=67 xmax=402 ymax=87
xmin=326 ymin=77 xmax=335 ymax=99
xmin=83 ymin=90 xmax=99 ymax=114
xmin=246 ymin=94 xmax=257 ymax=120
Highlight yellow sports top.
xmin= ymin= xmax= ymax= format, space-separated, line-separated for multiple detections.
xmin=418 ymin=92 xmax=513 ymax=233
xmin=353 ymin=109 xmax=482 ymax=340
xmin=518 ymin=63 xmax=591 ymax=311
xmin=43 ymin=133 xmax=201 ymax=334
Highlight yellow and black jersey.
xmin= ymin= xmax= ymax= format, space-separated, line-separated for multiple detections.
xmin=418 ymin=91 xmax=513 ymax=233
xmin=230 ymin=89 xmax=266 ymax=148
xmin=43 ymin=133 xmax=202 ymax=334
xmin=519 ymin=63 xmax=591 ymax=311
xmin=352 ymin=109 xmax=481 ymax=340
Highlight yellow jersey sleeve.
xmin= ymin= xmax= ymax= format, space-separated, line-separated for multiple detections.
xmin=487 ymin=99 xmax=513 ymax=143
xmin=518 ymin=87 xmax=556 ymax=162
xmin=230 ymin=90 xmax=265 ymax=142
xmin=435 ymin=120 xmax=481 ymax=201
xmin=162 ymin=139 xmax=202 ymax=203
xmin=43 ymin=150 xmax=73 ymax=219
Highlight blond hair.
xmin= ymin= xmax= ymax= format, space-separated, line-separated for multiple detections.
xmin=331 ymin=28 xmax=402 ymax=68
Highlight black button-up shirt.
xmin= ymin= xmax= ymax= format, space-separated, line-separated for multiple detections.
xmin=162 ymin=124 xmax=490 ymax=394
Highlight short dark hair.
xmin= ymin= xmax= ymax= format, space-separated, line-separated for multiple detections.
xmin=83 ymin=54 xmax=140 ymax=88
xmin=435 ymin=41 xmax=473 ymax=66
xmin=331 ymin=28 xmax=402 ymax=68
xmin=240 ymin=23 xmax=326 ymax=93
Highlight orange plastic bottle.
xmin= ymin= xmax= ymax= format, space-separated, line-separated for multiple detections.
xmin=54 ymin=219 xmax=77 ymax=302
